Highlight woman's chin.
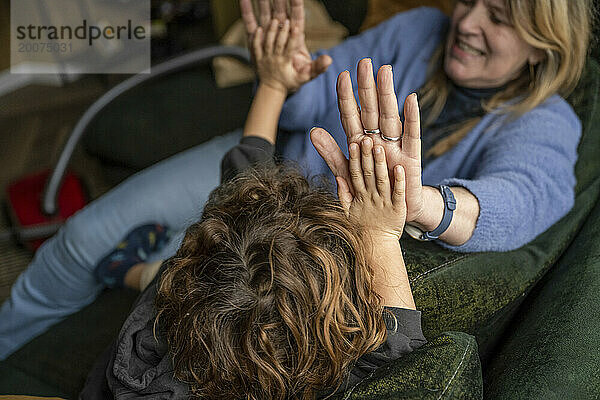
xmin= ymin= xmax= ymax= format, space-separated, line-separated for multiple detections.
xmin=444 ymin=60 xmax=471 ymax=87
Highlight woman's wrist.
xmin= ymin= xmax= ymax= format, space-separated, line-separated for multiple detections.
xmin=410 ymin=186 xmax=444 ymax=232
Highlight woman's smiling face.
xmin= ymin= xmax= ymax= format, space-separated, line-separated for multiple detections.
xmin=444 ymin=0 xmax=542 ymax=88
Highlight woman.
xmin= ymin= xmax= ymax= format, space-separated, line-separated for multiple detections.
xmin=82 ymin=22 xmax=425 ymax=398
xmin=0 ymin=0 xmax=592 ymax=360
xmin=250 ymin=0 xmax=592 ymax=252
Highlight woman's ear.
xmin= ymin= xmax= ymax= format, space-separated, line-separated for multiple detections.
xmin=528 ymin=48 xmax=546 ymax=65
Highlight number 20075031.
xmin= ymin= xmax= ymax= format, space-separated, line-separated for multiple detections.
xmin=18 ymin=42 xmax=73 ymax=53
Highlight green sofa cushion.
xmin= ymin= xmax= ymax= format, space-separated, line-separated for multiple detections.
xmin=334 ymin=332 xmax=482 ymax=400
xmin=484 ymin=197 xmax=600 ymax=399
xmin=401 ymin=58 xmax=600 ymax=359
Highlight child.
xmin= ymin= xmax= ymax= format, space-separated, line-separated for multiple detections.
xmin=83 ymin=19 xmax=425 ymax=399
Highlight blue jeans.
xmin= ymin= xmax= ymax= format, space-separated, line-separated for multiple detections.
xmin=0 ymin=129 xmax=242 ymax=360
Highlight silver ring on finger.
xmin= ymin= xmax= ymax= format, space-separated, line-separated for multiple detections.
xmin=380 ymin=132 xmax=401 ymax=142
xmin=364 ymin=128 xmax=381 ymax=135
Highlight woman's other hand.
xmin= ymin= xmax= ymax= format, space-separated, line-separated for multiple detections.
xmin=336 ymin=137 xmax=407 ymax=241
xmin=251 ymin=19 xmax=311 ymax=93
xmin=240 ymin=0 xmax=332 ymax=93
xmin=312 ymin=58 xmax=426 ymax=224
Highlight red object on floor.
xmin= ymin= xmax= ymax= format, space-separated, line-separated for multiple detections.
xmin=5 ymin=170 xmax=87 ymax=251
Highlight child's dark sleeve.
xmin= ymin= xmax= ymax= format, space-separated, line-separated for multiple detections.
xmin=354 ymin=307 xmax=426 ymax=372
xmin=330 ymin=307 xmax=426 ymax=395
xmin=220 ymin=136 xmax=276 ymax=183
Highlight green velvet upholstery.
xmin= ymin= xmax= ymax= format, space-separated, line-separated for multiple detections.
xmin=332 ymin=332 xmax=482 ymax=400
xmin=402 ymin=58 xmax=600 ymax=360
xmin=484 ymin=198 xmax=600 ymax=399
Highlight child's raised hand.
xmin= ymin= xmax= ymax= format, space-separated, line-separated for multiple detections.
xmin=252 ymin=18 xmax=322 ymax=94
xmin=336 ymin=137 xmax=407 ymax=241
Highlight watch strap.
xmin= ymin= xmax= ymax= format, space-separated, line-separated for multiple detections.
xmin=420 ymin=185 xmax=456 ymax=241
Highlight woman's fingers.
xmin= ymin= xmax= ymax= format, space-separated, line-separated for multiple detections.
xmin=392 ymin=165 xmax=406 ymax=210
xmin=349 ymin=142 xmax=367 ymax=196
xmin=337 ymin=71 xmax=364 ymax=141
xmin=240 ymin=0 xmax=258 ymax=36
xmin=264 ymin=19 xmax=279 ymax=54
xmin=273 ymin=0 xmax=288 ymax=22
xmin=274 ymin=19 xmax=290 ymax=55
xmin=252 ymin=27 xmax=263 ymax=60
xmin=336 ymin=177 xmax=353 ymax=214
xmin=360 ymin=137 xmax=376 ymax=193
xmin=258 ymin=0 xmax=272 ymax=27
xmin=374 ymin=145 xmax=391 ymax=199
xmin=310 ymin=128 xmax=351 ymax=191
xmin=309 ymin=55 xmax=333 ymax=79
xmin=377 ymin=65 xmax=402 ymax=141
xmin=402 ymin=93 xmax=422 ymax=160
xmin=290 ymin=0 xmax=305 ymax=33
xmin=358 ymin=58 xmax=379 ymax=132
xmin=286 ymin=25 xmax=301 ymax=56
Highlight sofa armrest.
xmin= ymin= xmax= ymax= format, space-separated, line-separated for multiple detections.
xmin=484 ymin=196 xmax=600 ymax=399
xmin=336 ymin=331 xmax=483 ymax=399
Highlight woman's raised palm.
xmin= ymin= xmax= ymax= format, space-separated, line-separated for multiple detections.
xmin=240 ymin=0 xmax=332 ymax=90
xmin=311 ymin=59 xmax=425 ymax=224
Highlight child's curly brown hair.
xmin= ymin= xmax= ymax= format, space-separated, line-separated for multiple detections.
xmin=155 ymin=164 xmax=387 ymax=399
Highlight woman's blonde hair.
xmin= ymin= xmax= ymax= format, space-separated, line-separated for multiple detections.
xmin=419 ymin=0 xmax=594 ymax=157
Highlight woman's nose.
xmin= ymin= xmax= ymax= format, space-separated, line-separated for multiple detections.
xmin=457 ymin=1 xmax=487 ymax=35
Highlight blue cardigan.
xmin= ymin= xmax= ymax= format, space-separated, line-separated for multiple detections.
xmin=277 ymin=7 xmax=581 ymax=252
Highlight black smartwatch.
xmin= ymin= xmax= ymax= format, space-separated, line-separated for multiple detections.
xmin=405 ymin=185 xmax=456 ymax=241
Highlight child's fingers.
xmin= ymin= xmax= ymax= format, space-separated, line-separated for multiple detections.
xmin=274 ymin=19 xmax=290 ymax=55
xmin=252 ymin=27 xmax=263 ymax=60
xmin=349 ymin=142 xmax=367 ymax=196
xmin=374 ymin=145 xmax=391 ymax=199
xmin=286 ymin=25 xmax=301 ymax=56
xmin=336 ymin=177 xmax=353 ymax=214
xmin=360 ymin=137 xmax=377 ymax=194
xmin=264 ymin=19 xmax=279 ymax=54
xmin=392 ymin=165 xmax=406 ymax=209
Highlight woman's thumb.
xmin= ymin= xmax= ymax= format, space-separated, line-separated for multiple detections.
xmin=311 ymin=55 xmax=332 ymax=78
xmin=336 ymin=177 xmax=353 ymax=214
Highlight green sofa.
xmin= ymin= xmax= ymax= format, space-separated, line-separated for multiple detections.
xmin=1 ymin=3 xmax=599 ymax=398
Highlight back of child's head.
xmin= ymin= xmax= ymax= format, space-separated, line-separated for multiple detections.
xmin=155 ymin=164 xmax=387 ymax=399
